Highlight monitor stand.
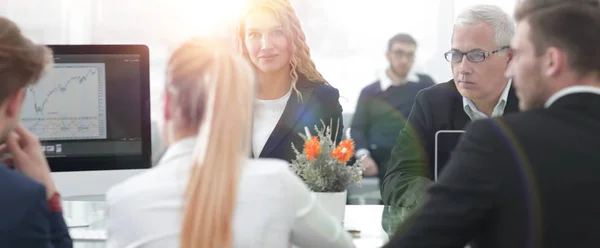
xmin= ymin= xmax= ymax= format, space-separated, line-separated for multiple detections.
xmin=65 ymin=217 xmax=91 ymax=228
xmin=63 ymin=194 xmax=105 ymax=202
xmin=63 ymin=194 xmax=107 ymax=228
xmin=52 ymin=170 xmax=146 ymax=228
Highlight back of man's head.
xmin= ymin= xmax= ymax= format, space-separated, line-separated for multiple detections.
xmin=0 ymin=17 xmax=52 ymax=104
xmin=517 ymin=0 xmax=598 ymax=13
xmin=515 ymin=0 xmax=600 ymax=77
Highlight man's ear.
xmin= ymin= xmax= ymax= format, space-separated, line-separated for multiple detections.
xmin=544 ymin=47 xmax=564 ymax=77
xmin=505 ymin=47 xmax=515 ymax=64
xmin=6 ymin=87 xmax=26 ymax=118
xmin=385 ymin=51 xmax=392 ymax=62
xmin=162 ymin=91 xmax=172 ymax=122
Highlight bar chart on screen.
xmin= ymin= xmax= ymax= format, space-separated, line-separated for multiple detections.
xmin=20 ymin=63 xmax=107 ymax=141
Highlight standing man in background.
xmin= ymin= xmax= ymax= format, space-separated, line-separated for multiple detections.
xmin=351 ymin=33 xmax=435 ymax=181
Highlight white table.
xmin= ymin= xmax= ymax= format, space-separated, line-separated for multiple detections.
xmin=66 ymin=201 xmax=389 ymax=248
xmin=344 ymin=205 xmax=389 ymax=248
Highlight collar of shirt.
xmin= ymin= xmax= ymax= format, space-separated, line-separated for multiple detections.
xmin=463 ymin=79 xmax=512 ymax=120
xmin=157 ymin=136 xmax=198 ymax=166
xmin=544 ymin=85 xmax=600 ymax=108
xmin=379 ymin=68 xmax=420 ymax=91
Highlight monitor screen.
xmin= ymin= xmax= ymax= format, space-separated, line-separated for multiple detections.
xmin=21 ymin=45 xmax=151 ymax=172
xmin=434 ymin=130 xmax=465 ymax=181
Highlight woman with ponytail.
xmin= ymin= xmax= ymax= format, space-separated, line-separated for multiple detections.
xmin=105 ymin=38 xmax=354 ymax=248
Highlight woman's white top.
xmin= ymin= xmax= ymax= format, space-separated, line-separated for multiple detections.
xmin=252 ymin=87 xmax=293 ymax=157
xmin=106 ymin=136 xmax=355 ymax=248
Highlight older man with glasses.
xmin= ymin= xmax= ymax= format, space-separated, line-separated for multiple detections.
xmin=381 ymin=4 xmax=521 ymax=207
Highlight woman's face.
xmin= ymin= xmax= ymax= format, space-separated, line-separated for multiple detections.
xmin=243 ymin=9 xmax=291 ymax=74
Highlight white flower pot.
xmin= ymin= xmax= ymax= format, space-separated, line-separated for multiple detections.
xmin=312 ymin=190 xmax=347 ymax=224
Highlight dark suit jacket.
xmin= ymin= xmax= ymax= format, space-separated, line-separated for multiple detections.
xmin=252 ymin=75 xmax=344 ymax=163
xmin=381 ymin=79 xmax=519 ymax=206
xmin=384 ymin=92 xmax=600 ymax=248
xmin=0 ymin=165 xmax=72 ymax=248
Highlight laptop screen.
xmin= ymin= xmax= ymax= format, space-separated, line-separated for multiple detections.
xmin=434 ymin=130 xmax=465 ymax=181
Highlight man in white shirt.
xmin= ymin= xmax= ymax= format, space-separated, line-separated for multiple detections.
xmin=351 ymin=33 xmax=435 ymax=180
xmin=381 ymin=5 xmax=520 ymax=206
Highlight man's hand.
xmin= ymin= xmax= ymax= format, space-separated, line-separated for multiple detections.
xmin=0 ymin=125 xmax=56 ymax=199
xmin=362 ymin=155 xmax=379 ymax=177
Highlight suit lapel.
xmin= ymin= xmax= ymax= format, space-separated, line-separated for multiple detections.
xmin=445 ymin=80 xmax=471 ymax=129
xmin=452 ymin=100 xmax=471 ymax=129
xmin=446 ymin=80 xmax=520 ymax=129
xmin=259 ymin=78 xmax=315 ymax=158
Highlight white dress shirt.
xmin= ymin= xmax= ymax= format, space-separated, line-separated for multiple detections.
xmin=106 ymin=136 xmax=354 ymax=248
xmin=378 ymin=68 xmax=421 ymax=91
xmin=253 ymin=87 xmax=292 ymax=157
xmin=463 ymin=79 xmax=512 ymax=120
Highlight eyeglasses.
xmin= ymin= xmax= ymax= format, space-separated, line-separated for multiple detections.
xmin=444 ymin=46 xmax=509 ymax=63
xmin=391 ymin=50 xmax=415 ymax=59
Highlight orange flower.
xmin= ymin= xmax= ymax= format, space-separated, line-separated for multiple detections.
xmin=332 ymin=139 xmax=355 ymax=163
xmin=304 ymin=136 xmax=321 ymax=161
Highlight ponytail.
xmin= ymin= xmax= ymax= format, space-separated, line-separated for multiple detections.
xmin=167 ymin=38 xmax=254 ymax=248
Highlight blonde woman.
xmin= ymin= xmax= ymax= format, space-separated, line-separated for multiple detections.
xmin=237 ymin=0 xmax=344 ymax=162
xmin=105 ymin=38 xmax=355 ymax=248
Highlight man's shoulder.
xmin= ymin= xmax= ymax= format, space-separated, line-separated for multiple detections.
xmin=496 ymin=109 xmax=548 ymax=128
xmin=0 ymin=166 xmax=46 ymax=224
xmin=465 ymin=109 xmax=548 ymax=142
xmin=415 ymin=73 xmax=436 ymax=85
xmin=360 ymin=81 xmax=382 ymax=94
xmin=0 ymin=165 xmax=45 ymax=196
xmin=416 ymin=79 xmax=461 ymax=106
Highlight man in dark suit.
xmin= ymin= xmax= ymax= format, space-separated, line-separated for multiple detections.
xmin=384 ymin=1 xmax=600 ymax=247
xmin=0 ymin=17 xmax=72 ymax=247
xmin=351 ymin=33 xmax=435 ymax=181
xmin=381 ymin=4 xmax=520 ymax=206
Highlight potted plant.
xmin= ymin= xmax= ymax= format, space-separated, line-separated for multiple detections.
xmin=290 ymin=119 xmax=365 ymax=223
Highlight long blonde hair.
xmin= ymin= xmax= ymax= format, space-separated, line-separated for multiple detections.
xmin=168 ymin=38 xmax=254 ymax=248
xmin=235 ymin=0 xmax=327 ymax=98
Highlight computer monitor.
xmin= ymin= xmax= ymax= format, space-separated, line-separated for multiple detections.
xmin=21 ymin=45 xmax=151 ymax=199
xmin=434 ymin=130 xmax=465 ymax=181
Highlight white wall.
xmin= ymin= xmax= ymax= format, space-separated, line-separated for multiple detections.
xmin=0 ymin=0 xmax=518 ymax=117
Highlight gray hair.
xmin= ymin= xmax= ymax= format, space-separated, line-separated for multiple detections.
xmin=454 ymin=4 xmax=516 ymax=47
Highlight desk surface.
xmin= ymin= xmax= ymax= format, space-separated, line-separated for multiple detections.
xmin=64 ymin=202 xmax=393 ymax=248
xmin=345 ymin=205 xmax=389 ymax=247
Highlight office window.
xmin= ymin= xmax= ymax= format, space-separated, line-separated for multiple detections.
xmin=0 ymin=0 xmax=518 ymax=116
xmin=294 ymin=0 xmax=451 ymax=113
xmin=295 ymin=0 xmax=517 ymax=113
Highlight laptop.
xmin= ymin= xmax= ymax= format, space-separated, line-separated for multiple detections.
xmin=434 ymin=130 xmax=465 ymax=181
